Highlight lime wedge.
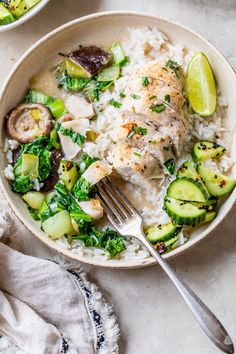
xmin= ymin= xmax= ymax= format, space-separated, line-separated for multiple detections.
xmin=187 ymin=52 xmax=217 ymax=117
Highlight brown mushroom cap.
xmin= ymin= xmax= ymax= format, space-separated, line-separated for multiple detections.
xmin=7 ymin=103 xmax=53 ymax=144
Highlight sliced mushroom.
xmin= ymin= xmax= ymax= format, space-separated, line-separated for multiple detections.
xmin=65 ymin=95 xmax=95 ymax=119
xmin=7 ymin=103 xmax=53 ymax=143
xmin=78 ymin=199 xmax=104 ymax=221
xmin=82 ymin=161 xmax=112 ymax=185
xmin=68 ymin=46 xmax=111 ymax=77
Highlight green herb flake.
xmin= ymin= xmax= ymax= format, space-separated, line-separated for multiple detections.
xmin=165 ymin=59 xmax=180 ymax=78
xmin=142 ymin=76 xmax=150 ymax=87
xmin=164 ymin=94 xmax=171 ymax=103
xmin=164 ymin=158 xmax=175 ymax=175
xmin=133 ymin=151 xmax=142 ymax=157
xmin=55 ymin=122 xmax=85 ymax=147
xmin=131 ymin=93 xmax=141 ymax=100
xmin=119 ymin=92 xmax=126 ymax=98
xmin=150 ymin=140 xmax=157 ymax=145
xmin=109 ymin=98 xmax=122 ymax=108
xmin=127 ymin=127 xmax=147 ymax=139
xmin=150 ymin=103 xmax=166 ymax=113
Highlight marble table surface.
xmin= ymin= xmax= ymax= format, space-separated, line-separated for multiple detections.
xmin=0 ymin=1 xmax=236 ymax=353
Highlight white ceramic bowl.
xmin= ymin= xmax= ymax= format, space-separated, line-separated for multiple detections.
xmin=0 ymin=0 xmax=50 ymax=32
xmin=0 ymin=11 xmax=236 ymax=268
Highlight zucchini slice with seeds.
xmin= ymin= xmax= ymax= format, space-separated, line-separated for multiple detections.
xmin=197 ymin=165 xmax=236 ymax=197
xmin=177 ymin=160 xmax=210 ymax=198
xmin=193 ymin=141 xmax=226 ymax=163
xmin=202 ymin=211 xmax=217 ymax=224
xmin=190 ymin=197 xmax=218 ymax=211
xmin=0 ymin=3 xmax=14 ymax=25
xmin=164 ymin=197 xmax=206 ymax=226
xmin=146 ymin=222 xmax=181 ymax=244
xmin=167 ymin=177 xmax=209 ymax=202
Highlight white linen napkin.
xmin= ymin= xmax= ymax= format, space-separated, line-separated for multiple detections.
xmin=0 ymin=194 xmax=119 ymax=354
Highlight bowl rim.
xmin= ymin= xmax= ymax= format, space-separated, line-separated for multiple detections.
xmin=0 ymin=10 xmax=236 ymax=268
xmin=0 ymin=0 xmax=50 ymax=33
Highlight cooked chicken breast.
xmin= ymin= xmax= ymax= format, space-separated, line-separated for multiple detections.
xmin=110 ymin=59 xmax=187 ymax=188
xmin=111 ymin=143 xmax=163 ymax=189
xmin=113 ymin=119 xmax=175 ymax=164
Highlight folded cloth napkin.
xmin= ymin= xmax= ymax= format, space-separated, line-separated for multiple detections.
xmin=0 ymin=195 xmax=119 ymax=354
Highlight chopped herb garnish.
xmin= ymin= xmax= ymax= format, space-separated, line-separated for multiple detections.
xmin=127 ymin=126 xmax=147 ymax=139
xmin=164 ymin=94 xmax=171 ymax=103
xmin=55 ymin=122 xmax=85 ymax=146
xmin=142 ymin=76 xmax=149 ymax=87
xmin=164 ymin=158 xmax=175 ymax=175
xmin=150 ymin=103 xmax=166 ymax=113
xmin=119 ymin=92 xmax=126 ymax=98
xmin=166 ymin=59 xmax=180 ymax=78
xmin=131 ymin=93 xmax=141 ymax=100
xmin=150 ymin=140 xmax=157 ymax=145
xmin=109 ymin=98 xmax=122 ymax=108
xmin=133 ymin=151 xmax=142 ymax=157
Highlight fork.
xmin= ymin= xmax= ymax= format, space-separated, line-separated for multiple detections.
xmin=97 ymin=177 xmax=234 ymax=354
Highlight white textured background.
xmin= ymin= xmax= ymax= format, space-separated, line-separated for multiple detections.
xmin=0 ymin=1 xmax=236 ymax=353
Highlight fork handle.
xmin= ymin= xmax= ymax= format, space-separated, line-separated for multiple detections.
xmin=140 ymin=235 xmax=234 ymax=354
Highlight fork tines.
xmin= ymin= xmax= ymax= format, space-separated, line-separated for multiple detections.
xmin=97 ymin=177 xmax=137 ymax=224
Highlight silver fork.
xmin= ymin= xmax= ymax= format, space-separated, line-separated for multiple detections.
xmin=97 ymin=177 xmax=234 ymax=354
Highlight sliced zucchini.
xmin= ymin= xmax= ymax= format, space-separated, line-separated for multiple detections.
xmin=59 ymin=160 xmax=78 ymax=191
xmin=0 ymin=3 xmax=14 ymax=25
xmin=193 ymin=141 xmax=226 ymax=162
xmin=202 ymin=211 xmax=217 ymax=224
xmin=22 ymin=191 xmax=45 ymax=210
xmin=165 ymin=234 xmax=180 ymax=250
xmin=10 ymin=0 xmax=40 ymax=18
xmin=146 ymin=222 xmax=181 ymax=244
xmin=167 ymin=177 xmax=209 ymax=202
xmin=42 ymin=210 xmax=74 ymax=239
xmin=177 ymin=160 xmax=200 ymax=179
xmin=177 ymin=160 xmax=210 ymax=199
xmin=21 ymin=154 xmax=39 ymax=179
xmin=197 ymin=165 xmax=236 ymax=197
xmin=190 ymin=197 xmax=218 ymax=211
xmin=164 ymin=197 xmax=206 ymax=226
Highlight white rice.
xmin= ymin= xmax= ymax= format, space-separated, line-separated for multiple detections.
xmin=4 ymin=27 xmax=234 ymax=262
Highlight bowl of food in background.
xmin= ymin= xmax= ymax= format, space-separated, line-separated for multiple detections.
xmin=0 ymin=0 xmax=50 ymax=32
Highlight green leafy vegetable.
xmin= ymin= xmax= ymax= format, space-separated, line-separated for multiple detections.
xmin=109 ymin=98 xmax=122 ymax=108
xmin=27 ymin=206 xmax=40 ymax=220
xmin=79 ymin=228 xmax=126 ymax=257
xmin=55 ymin=122 xmax=85 ymax=147
xmin=150 ymin=103 xmax=166 ymax=113
xmin=13 ymin=137 xmax=52 ymax=182
xmin=11 ymin=176 xmax=33 ymax=194
xmin=58 ymin=72 xmax=91 ymax=91
xmin=164 ymin=159 xmax=176 ymax=175
xmin=72 ymin=177 xmax=94 ymax=201
xmin=130 ymin=93 xmax=141 ymax=100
